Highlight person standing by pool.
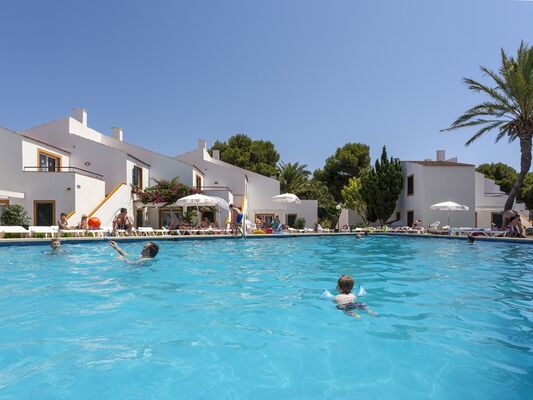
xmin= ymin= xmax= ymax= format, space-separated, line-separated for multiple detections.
xmin=113 ymin=208 xmax=133 ymax=236
xmin=229 ymin=204 xmax=244 ymax=237
xmin=109 ymin=240 xmax=159 ymax=262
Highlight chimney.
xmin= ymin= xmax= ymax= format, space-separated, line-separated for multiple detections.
xmin=198 ymin=139 xmax=207 ymax=150
xmin=212 ymin=149 xmax=220 ymax=160
xmin=72 ymin=108 xmax=87 ymax=126
xmin=436 ymin=150 xmax=445 ymax=161
xmin=112 ymin=127 xmax=124 ymax=141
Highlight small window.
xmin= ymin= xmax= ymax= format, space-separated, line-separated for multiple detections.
xmin=34 ymin=200 xmax=55 ymax=226
xmin=196 ymin=175 xmax=202 ymax=191
xmin=287 ymin=214 xmax=297 ymax=227
xmin=132 ymin=166 xmax=143 ymax=189
xmin=395 ymin=211 xmax=401 ymax=221
xmin=0 ymin=199 xmax=9 ymax=219
xmin=407 ymin=175 xmax=414 ymax=196
xmin=491 ymin=212 xmax=502 ymax=228
xmin=407 ymin=210 xmax=414 ymax=228
xmin=38 ymin=150 xmax=61 ymax=172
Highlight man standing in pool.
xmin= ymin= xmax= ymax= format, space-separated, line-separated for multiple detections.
xmin=109 ymin=240 xmax=159 ymax=263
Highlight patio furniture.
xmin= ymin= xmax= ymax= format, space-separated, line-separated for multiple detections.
xmin=29 ymin=226 xmax=57 ymax=238
xmin=0 ymin=226 xmax=30 ymax=238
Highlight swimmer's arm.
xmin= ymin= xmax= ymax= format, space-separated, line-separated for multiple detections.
xmin=109 ymin=241 xmax=127 ymax=257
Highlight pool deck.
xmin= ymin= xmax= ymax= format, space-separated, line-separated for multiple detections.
xmin=0 ymin=231 xmax=532 ymax=246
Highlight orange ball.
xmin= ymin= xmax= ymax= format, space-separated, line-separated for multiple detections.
xmin=88 ymin=217 xmax=101 ymax=229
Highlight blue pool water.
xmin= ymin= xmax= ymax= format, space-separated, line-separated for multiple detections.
xmin=0 ymin=236 xmax=532 ymax=399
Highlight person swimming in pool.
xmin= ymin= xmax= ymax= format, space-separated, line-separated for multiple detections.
xmin=335 ymin=274 xmax=377 ymax=318
xmin=109 ymin=240 xmax=159 ymax=263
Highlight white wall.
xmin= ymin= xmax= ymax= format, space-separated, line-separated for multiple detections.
xmin=177 ymin=145 xmax=317 ymax=224
xmin=69 ymin=174 xmax=106 ymax=223
xmin=395 ymin=162 xmax=475 ymax=228
xmin=100 ymin=133 xmax=196 ymax=186
xmin=24 ymin=119 xmax=129 ymax=193
xmin=1 ymin=127 xmax=106 ymax=225
xmin=21 ymin=140 xmax=70 ymax=169
xmin=285 ymin=200 xmax=318 ymax=228
xmin=90 ymin=184 xmax=133 ymax=228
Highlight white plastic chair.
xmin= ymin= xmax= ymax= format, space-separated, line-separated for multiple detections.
xmin=0 ymin=226 xmax=30 ymax=238
xmin=429 ymin=221 xmax=440 ymax=229
xmin=29 ymin=226 xmax=57 ymax=238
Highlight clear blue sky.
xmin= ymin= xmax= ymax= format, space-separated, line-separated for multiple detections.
xmin=1 ymin=0 xmax=532 ymax=171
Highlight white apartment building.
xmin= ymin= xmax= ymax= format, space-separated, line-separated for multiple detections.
xmin=395 ymin=150 xmax=527 ymax=228
xmin=340 ymin=150 xmax=528 ymax=229
xmin=1 ymin=108 xmax=317 ymax=229
xmin=0 ymin=126 xmax=106 ymax=226
xmin=176 ymin=140 xmax=318 ymax=229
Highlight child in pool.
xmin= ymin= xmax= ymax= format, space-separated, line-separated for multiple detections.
xmin=336 ymin=274 xmax=377 ymax=318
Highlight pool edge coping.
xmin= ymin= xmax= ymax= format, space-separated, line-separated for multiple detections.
xmin=0 ymin=231 xmax=532 ymax=246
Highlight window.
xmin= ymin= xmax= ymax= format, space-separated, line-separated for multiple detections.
xmin=132 ymin=166 xmax=143 ymax=189
xmin=136 ymin=209 xmax=143 ymax=228
xmin=395 ymin=211 xmax=401 ymax=221
xmin=34 ymin=200 xmax=55 ymax=226
xmin=196 ymin=175 xmax=202 ymax=191
xmin=0 ymin=199 xmax=8 ymax=219
xmin=159 ymin=208 xmax=184 ymax=229
xmin=286 ymin=214 xmax=297 ymax=227
xmin=255 ymin=214 xmax=274 ymax=227
xmin=38 ymin=150 xmax=61 ymax=172
xmin=407 ymin=175 xmax=414 ymax=196
xmin=491 ymin=212 xmax=503 ymax=228
xmin=407 ymin=210 xmax=414 ymax=228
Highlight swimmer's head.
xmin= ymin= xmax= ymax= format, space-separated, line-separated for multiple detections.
xmin=337 ymin=274 xmax=355 ymax=294
xmin=50 ymin=238 xmax=61 ymax=250
xmin=141 ymin=241 xmax=159 ymax=258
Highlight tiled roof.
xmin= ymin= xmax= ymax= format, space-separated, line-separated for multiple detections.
xmin=405 ymin=160 xmax=474 ymax=167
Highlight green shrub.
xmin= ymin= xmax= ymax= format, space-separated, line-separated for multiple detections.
xmin=0 ymin=205 xmax=30 ymax=228
xmin=294 ymin=218 xmax=305 ymax=229
xmin=4 ymin=233 xmax=22 ymax=239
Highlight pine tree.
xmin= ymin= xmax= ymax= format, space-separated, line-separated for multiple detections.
xmin=360 ymin=146 xmax=403 ymax=226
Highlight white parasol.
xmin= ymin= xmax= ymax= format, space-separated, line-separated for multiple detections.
xmin=430 ymin=201 xmax=469 ymax=227
xmin=272 ymin=193 xmax=301 ymax=204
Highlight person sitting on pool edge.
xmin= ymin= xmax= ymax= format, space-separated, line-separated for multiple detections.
xmin=335 ymin=274 xmax=377 ymax=318
xmin=113 ymin=208 xmax=133 ymax=236
xmin=109 ymin=240 xmax=159 ymax=261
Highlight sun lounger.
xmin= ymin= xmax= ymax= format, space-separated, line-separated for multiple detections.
xmin=0 ymin=226 xmax=30 ymax=238
xmin=58 ymin=228 xmax=86 ymax=237
xmin=85 ymin=227 xmax=109 ymax=237
xmin=137 ymin=227 xmax=166 ymax=236
xmin=29 ymin=226 xmax=57 ymax=238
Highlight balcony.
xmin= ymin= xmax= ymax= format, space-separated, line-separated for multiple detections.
xmin=23 ymin=166 xmax=103 ymax=180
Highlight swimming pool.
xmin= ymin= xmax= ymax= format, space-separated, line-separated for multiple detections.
xmin=0 ymin=236 xmax=531 ymax=399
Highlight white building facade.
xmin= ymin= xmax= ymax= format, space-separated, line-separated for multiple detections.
xmin=176 ymin=140 xmax=318 ymax=229
xmin=1 ymin=108 xmax=318 ymax=229
xmin=339 ymin=150 xmax=528 ymax=229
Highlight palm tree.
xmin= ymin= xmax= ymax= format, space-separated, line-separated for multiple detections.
xmin=443 ymin=42 xmax=533 ymax=210
xmin=277 ymin=162 xmax=311 ymax=194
